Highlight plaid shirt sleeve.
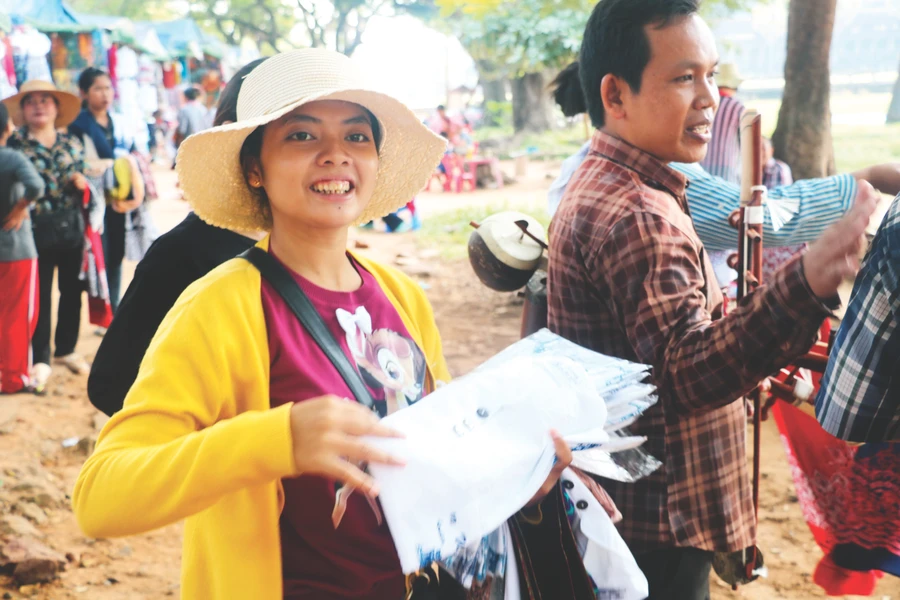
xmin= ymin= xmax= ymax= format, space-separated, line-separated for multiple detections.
xmin=816 ymin=195 xmax=900 ymax=442
xmin=594 ymin=208 xmax=835 ymax=415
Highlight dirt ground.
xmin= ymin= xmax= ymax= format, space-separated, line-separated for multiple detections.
xmin=0 ymin=161 xmax=897 ymax=600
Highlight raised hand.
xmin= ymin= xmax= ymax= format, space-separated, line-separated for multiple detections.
xmin=802 ymin=180 xmax=879 ymax=300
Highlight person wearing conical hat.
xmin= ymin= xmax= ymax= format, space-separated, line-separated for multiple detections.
xmin=3 ymin=80 xmax=91 ymax=389
xmin=72 ymin=48 xmax=572 ymax=599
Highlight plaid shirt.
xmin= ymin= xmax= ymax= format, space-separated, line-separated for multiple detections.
xmin=548 ymin=130 xmax=835 ymax=554
xmin=816 ymin=194 xmax=900 ymax=443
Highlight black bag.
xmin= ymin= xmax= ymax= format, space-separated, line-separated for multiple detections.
xmin=31 ymin=206 xmax=84 ymax=252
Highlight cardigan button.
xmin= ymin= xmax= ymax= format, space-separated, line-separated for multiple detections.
xmin=563 ymin=480 xmax=574 ymax=490
xmin=576 ymin=500 xmax=588 ymax=510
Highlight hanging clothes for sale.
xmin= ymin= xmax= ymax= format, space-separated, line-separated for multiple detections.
xmin=79 ymin=183 xmax=113 ymax=328
xmin=10 ymin=27 xmax=52 ymax=84
xmin=50 ymin=33 xmax=68 ymax=70
xmin=161 ymin=61 xmax=176 ymax=88
xmin=772 ymin=401 xmax=900 ymax=597
xmin=107 ymin=44 xmax=118 ymax=89
xmin=0 ymin=33 xmax=16 ymax=98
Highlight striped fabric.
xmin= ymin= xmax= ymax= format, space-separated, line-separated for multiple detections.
xmin=699 ymin=94 xmax=744 ymax=184
xmin=680 ymin=162 xmax=857 ymax=252
xmin=548 ymin=142 xmax=857 ymax=253
xmin=816 ymin=194 xmax=900 ymax=443
xmin=548 ymin=130 xmax=835 ymax=554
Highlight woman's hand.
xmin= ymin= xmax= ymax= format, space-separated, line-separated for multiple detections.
xmin=70 ymin=173 xmax=88 ymax=191
xmin=525 ymin=430 xmax=573 ymax=507
xmin=111 ymin=199 xmax=142 ymax=214
xmin=289 ymin=395 xmax=405 ymax=499
xmin=2 ymin=200 xmax=31 ymax=232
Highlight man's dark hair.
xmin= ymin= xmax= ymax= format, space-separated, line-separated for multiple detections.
xmin=214 ymin=58 xmax=268 ymax=127
xmin=0 ymin=102 xmax=9 ymax=133
xmin=550 ymin=62 xmax=587 ymax=118
xmin=437 ymin=104 xmax=445 ymax=111
xmin=184 ymin=87 xmax=201 ymax=102
xmin=579 ymin=0 xmax=699 ymax=127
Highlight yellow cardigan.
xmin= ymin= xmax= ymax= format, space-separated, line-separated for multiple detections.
xmin=72 ymin=237 xmax=451 ymax=599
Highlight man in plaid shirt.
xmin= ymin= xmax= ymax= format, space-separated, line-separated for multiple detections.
xmin=547 ymin=0 xmax=879 ymax=597
xmin=816 ymin=193 xmax=900 ymax=443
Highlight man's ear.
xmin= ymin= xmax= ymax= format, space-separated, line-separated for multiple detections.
xmin=600 ymin=74 xmax=628 ymax=121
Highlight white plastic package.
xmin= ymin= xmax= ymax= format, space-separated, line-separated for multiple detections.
xmin=564 ymin=468 xmax=650 ymax=600
xmin=365 ymin=331 xmax=662 ymax=575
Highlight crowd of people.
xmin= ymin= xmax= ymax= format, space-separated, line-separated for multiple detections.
xmin=0 ymin=0 xmax=898 ymax=598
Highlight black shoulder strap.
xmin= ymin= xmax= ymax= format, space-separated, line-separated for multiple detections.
xmin=240 ymin=247 xmax=374 ymax=410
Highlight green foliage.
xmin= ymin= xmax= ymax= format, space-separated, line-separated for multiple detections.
xmin=69 ymin=0 xmax=173 ymax=20
xmin=434 ymin=0 xmax=764 ymax=82
xmin=187 ymin=0 xmax=296 ymax=53
xmin=440 ymin=0 xmax=594 ymax=78
xmin=484 ymin=100 xmax=512 ymax=128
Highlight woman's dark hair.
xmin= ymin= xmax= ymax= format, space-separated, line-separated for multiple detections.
xmin=550 ymin=62 xmax=587 ymax=118
xmin=213 ymin=58 xmax=268 ymax=127
xmin=78 ymin=67 xmax=110 ymax=95
xmin=579 ymin=0 xmax=699 ymax=128
xmin=0 ymin=102 xmax=9 ymax=132
xmin=78 ymin=67 xmax=111 ymax=109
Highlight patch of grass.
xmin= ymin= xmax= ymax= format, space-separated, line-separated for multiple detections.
xmin=418 ymin=200 xmax=551 ymax=260
xmin=832 ymin=124 xmax=900 ymax=173
xmin=475 ymin=122 xmax=590 ymax=161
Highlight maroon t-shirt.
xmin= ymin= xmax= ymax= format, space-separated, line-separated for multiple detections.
xmin=261 ymin=250 xmax=429 ymax=599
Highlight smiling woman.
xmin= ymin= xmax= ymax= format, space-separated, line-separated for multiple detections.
xmin=238 ymin=100 xmax=383 ymax=239
xmin=71 ymin=48 xmax=574 ymax=600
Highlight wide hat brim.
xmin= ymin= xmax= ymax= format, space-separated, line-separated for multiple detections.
xmin=1 ymin=88 xmax=81 ymax=129
xmin=176 ymin=88 xmax=448 ymax=232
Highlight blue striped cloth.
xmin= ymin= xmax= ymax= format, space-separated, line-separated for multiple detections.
xmin=815 ymin=194 xmax=900 ymax=443
xmin=548 ymin=142 xmax=857 ymax=252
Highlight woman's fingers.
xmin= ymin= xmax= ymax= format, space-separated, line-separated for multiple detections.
xmin=333 ymin=437 xmax=405 ymax=467
xmin=325 ymin=458 xmax=380 ymax=498
xmin=550 ymin=430 xmax=573 ymax=470
xmin=338 ymin=403 xmax=405 ymax=439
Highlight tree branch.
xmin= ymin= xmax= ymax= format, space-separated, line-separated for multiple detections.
xmin=297 ymin=0 xmax=326 ymax=47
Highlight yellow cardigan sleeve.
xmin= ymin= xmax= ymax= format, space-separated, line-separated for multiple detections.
xmin=72 ymin=264 xmax=297 ymax=539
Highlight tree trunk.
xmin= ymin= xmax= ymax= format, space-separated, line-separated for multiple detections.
xmin=512 ymin=72 xmax=553 ymax=133
xmin=482 ymin=78 xmax=508 ymax=105
xmin=888 ymin=57 xmax=900 ymax=124
xmin=771 ymin=0 xmax=837 ymax=180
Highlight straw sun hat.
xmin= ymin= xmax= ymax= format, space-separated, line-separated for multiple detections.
xmin=176 ymin=48 xmax=448 ymax=232
xmin=715 ymin=63 xmax=744 ymax=90
xmin=1 ymin=80 xmax=81 ymax=128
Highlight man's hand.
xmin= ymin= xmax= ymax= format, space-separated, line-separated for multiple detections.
xmin=803 ymin=180 xmax=879 ymax=300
